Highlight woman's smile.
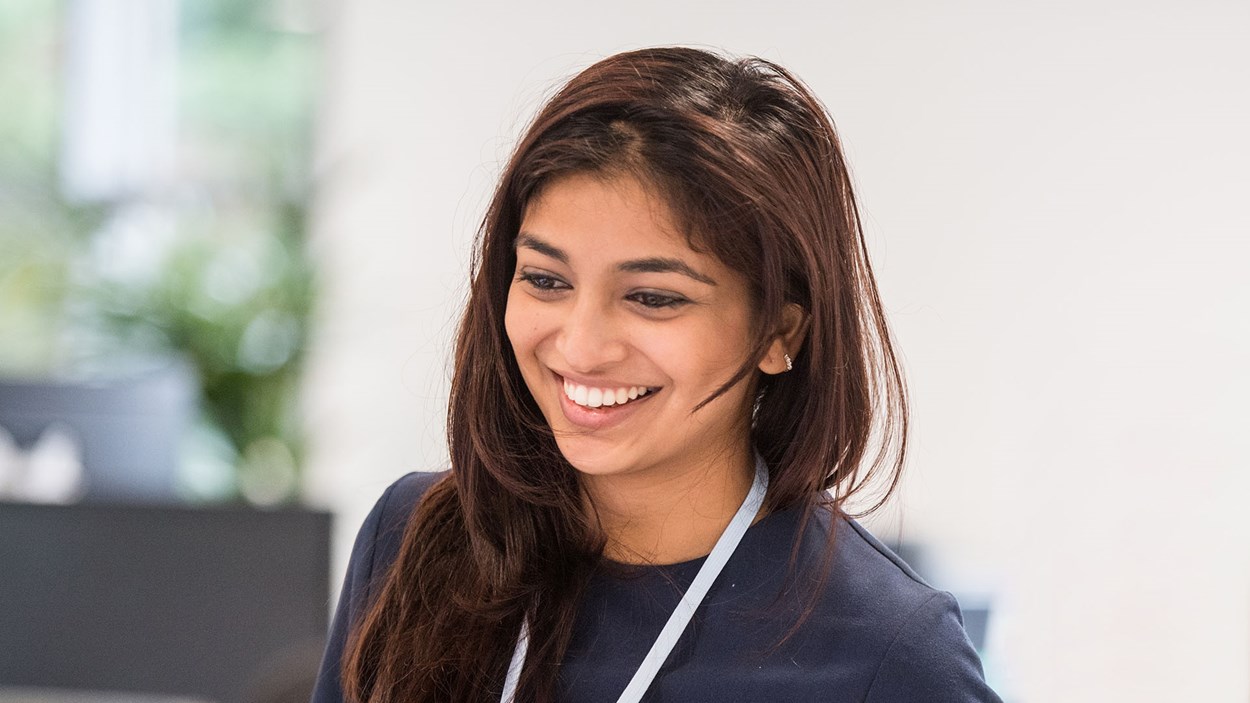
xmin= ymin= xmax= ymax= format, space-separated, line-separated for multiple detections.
xmin=561 ymin=377 xmax=656 ymax=409
xmin=551 ymin=370 xmax=663 ymax=430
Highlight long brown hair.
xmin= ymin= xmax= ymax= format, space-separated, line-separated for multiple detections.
xmin=342 ymin=47 xmax=908 ymax=702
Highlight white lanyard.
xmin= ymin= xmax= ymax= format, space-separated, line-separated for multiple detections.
xmin=501 ymin=454 xmax=770 ymax=703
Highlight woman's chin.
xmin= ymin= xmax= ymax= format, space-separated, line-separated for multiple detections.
xmin=552 ymin=439 xmax=638 ymax=480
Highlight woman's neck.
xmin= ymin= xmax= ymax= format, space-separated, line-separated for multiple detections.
xmin=581 ymin=447 xmax=757 ymax=565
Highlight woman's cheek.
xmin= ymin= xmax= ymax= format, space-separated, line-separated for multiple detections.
xmin=504 ymin=292 xmax=538 ymax=348
xmin=634 ymin=325 xmax=696 ymax=378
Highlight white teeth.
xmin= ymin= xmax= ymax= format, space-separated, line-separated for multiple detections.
xmin=562 ymin=379 xmax=654 ymax=408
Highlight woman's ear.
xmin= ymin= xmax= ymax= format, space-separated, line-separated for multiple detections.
xmin=759 ymin=303 xmax=810 ymax=375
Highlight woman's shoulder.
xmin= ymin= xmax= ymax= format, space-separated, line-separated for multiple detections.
xmin=376 ymin=470 xmax=448 ymax=525
xmin=747 ymin=504 xmax=939 ymax=619
xmin=365 ymin=470 xmax=447 ymax=550
xmin=827 ymin=515 xmax=939 ymax=614
xmin=718 ymin=505 xmax=1000 ymax=699
xmin=818 ymin=513 xmax=1000 ymax=701
xmin=346 ymin=470 xmax=449 ymax=592
xmin=312 ymin=470 xmax=450 ymax=703
xmin=815 ymin=513 xmax=966 ymax=645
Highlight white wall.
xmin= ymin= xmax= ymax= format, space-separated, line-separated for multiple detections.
xmin=301 ymin=1 xmax=1250 ymax=700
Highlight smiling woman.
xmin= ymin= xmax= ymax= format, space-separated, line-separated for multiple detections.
xmin=313 ymin=47 xmax=1001 ymax=703
xmin=507 ymin=174 xmax=780 ymax=565
xmin=508 ymin=175 xmax=766 ymax=500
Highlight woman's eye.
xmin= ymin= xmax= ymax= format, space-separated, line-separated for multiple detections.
xmin=629 ymin=291 xmax=688 ymax=309
xmin=517 ymin=272 xmax=568 ymax=291
xmin=516 ymin=274 xmax=684 ymax=309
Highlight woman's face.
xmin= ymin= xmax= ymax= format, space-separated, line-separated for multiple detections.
xmin=504 ymin=172 xmax=761 ymax=484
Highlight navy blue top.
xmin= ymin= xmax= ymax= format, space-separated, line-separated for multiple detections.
xmin=312 ymin=471 xmax=1002 ymax=702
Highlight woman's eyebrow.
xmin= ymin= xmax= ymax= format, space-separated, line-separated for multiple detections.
xmin=516 ymin=233 xmax=568 ymax=263
xmin=617 ymin=257 xmax=717 ymax=286
xmin=516 ymin=233 xmax=717 ymax=286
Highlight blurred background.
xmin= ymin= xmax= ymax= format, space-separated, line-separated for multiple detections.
xmin=1 ymin=0 xmax=1247 ymax=701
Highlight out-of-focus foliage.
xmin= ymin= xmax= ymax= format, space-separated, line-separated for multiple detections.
xmin=0 ymin=0 xmax=321 ymax=504
xmin=0 ymin=0 xmax=107 ymax=371
xmin=179 ymin=0 xmax=319 ymax=197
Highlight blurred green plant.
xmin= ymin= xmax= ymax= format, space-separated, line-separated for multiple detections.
xmin=0 ymin=0 xmax=105 ymax=371
xmin=80 ymin=198 xmax=316 ymax=505
xmin=0 ymin=0 xmax=320 ymax=504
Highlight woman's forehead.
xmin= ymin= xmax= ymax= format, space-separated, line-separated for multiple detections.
xmin=518 ymin=173 xmax=701 ymax=262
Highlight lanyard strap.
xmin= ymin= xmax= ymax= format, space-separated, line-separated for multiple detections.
xmin=501 ymin=454 xmax=770 ymax=703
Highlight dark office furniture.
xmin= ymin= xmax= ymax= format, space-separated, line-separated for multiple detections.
xmin=0 ymin=500 xmax=332 ymax=703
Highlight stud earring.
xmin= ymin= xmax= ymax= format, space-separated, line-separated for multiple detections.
xmin=784 ymin=353 xmax=793 ymax=372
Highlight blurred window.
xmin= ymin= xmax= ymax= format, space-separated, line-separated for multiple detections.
xmin=0 ymin=0 xmax=322 ymax=504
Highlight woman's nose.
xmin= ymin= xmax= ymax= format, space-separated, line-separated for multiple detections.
xmin=555 ymin=297 xmax=628 ymax=373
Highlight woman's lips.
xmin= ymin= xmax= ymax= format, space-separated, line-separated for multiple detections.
xmin=553 ymin=372 xmax=659 ymax=430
